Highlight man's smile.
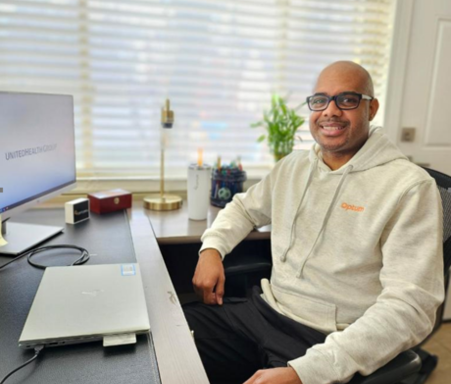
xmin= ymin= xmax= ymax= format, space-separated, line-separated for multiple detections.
xmin=318 ymin=121 xmax=348 ymax=136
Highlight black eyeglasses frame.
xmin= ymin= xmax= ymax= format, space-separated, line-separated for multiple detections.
xmin=306 ymin=92 xmax=374 ymax=112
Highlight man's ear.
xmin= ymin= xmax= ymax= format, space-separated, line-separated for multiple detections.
xmin=369 ymin=98 xmax=379 ymax=121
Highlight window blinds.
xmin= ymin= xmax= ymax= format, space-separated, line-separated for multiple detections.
xmin=0 ymin=0 xmax=394 ymax=178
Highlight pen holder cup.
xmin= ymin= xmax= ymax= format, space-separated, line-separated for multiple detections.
xmin=210 ymin=169 xmax=247 ymax=208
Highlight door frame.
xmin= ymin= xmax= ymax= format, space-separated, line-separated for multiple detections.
xmin=383 ymin=0 xmax=415 ymax=145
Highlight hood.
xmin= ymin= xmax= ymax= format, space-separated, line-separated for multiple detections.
xmin=308 ymin=126 xmax=408 ymax=173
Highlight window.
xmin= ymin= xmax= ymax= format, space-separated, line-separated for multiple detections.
xmin=0 ymin=0 xmax=394 ymax=179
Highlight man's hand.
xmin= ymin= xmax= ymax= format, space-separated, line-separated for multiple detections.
xmin=243 ymin=367 xmax=302 ymax=384
xmin=192 ymin=249 xmax=225 ymax=305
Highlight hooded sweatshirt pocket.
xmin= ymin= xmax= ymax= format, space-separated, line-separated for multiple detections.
xmin=271 ymin=284 xmax=337 ymax=334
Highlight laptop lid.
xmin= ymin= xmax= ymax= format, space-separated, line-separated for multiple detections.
xmin=19 ymin=263 xmax=150 ymax=349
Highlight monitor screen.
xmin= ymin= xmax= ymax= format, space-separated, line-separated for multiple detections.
xmin=0 ymin=92 xmax=76 ymax=255
xmin=0 ymin=92 xmax=76 ymax=218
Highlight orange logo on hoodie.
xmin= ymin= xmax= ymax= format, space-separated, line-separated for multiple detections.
xmin=341 ymin=202 xmax=365 ymax=212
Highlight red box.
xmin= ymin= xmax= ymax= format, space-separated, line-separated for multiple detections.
xmin=88 ymin=189 xmax=132 ymax=214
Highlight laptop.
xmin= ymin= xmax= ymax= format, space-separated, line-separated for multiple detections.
xmin=19 ymin=263 xmax=150 ymax=349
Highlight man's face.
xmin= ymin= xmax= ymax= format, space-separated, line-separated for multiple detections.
xmin=309 ymin=67 xmax=378 ymax=161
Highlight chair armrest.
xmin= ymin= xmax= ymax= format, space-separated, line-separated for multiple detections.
xmin=223 ymin=253 xmax=272 ymax=297
xmin=348 ymin=350 xmax=421 ymax=384
xmin=223 ymin=253 xmax=272 ymax=276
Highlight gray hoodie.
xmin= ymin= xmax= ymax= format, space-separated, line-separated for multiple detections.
xmin=200 ymin=128 xmax=445 ymax=383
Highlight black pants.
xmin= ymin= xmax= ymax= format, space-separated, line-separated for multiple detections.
xmin=183 ymin=286 xmax=326 ymax=384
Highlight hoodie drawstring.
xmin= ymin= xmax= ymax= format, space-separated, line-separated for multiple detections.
xmin=280 ymin=158 xmax=318 ymax=262
xmin=295 ymin=164 xmax=354 ymax=278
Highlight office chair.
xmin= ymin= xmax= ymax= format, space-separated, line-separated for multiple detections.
xmin=223 ymin=167 xmax=451 ymax=384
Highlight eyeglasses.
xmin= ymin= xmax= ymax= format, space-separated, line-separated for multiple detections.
xmin=306 ymin=92 xmax=373 ymax=111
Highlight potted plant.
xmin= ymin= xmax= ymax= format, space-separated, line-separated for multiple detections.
xmin=251 ymin=94 xmax=305 ymax=161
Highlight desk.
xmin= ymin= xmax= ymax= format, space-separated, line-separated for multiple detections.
xmin=0 ymin=200 xmax=270 ymax=384
xmin=0 ymin=209 xmax=160 ymax=384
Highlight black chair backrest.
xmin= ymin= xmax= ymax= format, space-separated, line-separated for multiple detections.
xmin=423 ymin=167 xmax=451 ymax=273
xmin=422 ymin=167 xmax=451 ymax=339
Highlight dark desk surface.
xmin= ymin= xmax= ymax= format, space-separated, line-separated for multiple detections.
xmin=0 ymin=209 xmax=160 ymax=384
xmin=0 ymin=199 xmax=270 ymax=384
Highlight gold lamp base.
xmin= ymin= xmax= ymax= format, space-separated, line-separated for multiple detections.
xmin=143 ymin=194 xmax=183 ymax=211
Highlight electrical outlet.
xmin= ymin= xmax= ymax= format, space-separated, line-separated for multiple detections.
xmin=401 ymin=127 xmax=416 ymax=142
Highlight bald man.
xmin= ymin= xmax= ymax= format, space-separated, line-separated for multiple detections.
xmin=184 ymin=62 xmax=444 ymax=384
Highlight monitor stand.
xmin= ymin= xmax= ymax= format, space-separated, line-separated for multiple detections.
xmin=0 ymin=222 xmax=63 ymax=256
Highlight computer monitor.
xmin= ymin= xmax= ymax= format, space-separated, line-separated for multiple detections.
xmin=0 ymin=92 xmax=76 ymax=256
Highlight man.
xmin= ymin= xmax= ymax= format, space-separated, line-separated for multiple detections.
xmin=184 ymin=61 xmax=444 ymax=384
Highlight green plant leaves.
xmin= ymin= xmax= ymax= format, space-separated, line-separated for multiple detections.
xmin=251 ymin=94 xmax=306 ymax=160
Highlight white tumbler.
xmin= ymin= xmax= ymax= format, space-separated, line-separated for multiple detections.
xmin=187 ymin=164 xmax=211 ymax=220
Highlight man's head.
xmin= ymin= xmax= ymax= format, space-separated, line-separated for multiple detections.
xmin=308 ymin=61 xmax=379 ymax=169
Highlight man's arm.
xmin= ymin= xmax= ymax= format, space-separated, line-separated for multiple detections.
xmin=192 ymin=178 xmax=273 ymax=304
xmin=289 ymin=180 xmax=445 ymax=384
xmin=199 ymin=172 xmax=274 ymax=258
xmin=193 ymin=159 xmax=281 ymax=304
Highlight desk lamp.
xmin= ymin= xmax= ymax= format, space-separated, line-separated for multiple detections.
xmin=143 ymin=99 xmax=183 ymax=211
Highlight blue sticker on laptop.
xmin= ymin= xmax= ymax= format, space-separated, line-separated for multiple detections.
xmin=121 ymin=264 xmax=136 ymax=276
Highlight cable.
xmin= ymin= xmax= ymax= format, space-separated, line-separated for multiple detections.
xmin=0 ymin=245 xmax=90 ymax=270
xmin=0 ymin=345 xmax=44 ymax=384
xmin=27 ymin=245 xmax=90 ymax=269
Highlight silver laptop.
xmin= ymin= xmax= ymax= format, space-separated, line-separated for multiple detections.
xmin=19 ymin=263 xmax=150 ymax=349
